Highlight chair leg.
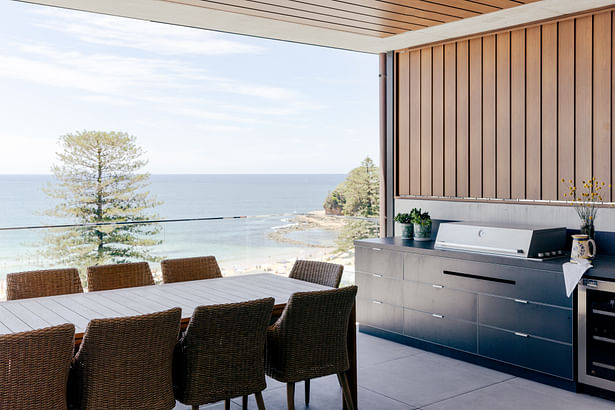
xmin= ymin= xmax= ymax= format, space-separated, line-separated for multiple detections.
xmin=304 ymin=379 xmax=310 ymax=405
xmin=255 ymin=391 xmax=266 ymax=410
xmin=224 ymin=399 xmax=231 ymax=410
xmin=337 ymin=372 xmax=355 ymax=410
xmin=243 ymin=395 xmax=248 ymax=410
xmin=287 ymin=382 xmax=295 ymax=410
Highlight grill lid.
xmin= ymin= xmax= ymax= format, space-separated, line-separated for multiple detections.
xmin=434 ymin=222 xmax=567 ymax=259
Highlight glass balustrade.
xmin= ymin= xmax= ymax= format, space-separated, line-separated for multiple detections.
xmin=0 ymin=213 xmax=379 ymax=300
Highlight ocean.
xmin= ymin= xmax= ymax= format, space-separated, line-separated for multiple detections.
xmin=0 ymin=174 xmax=346 ymax=277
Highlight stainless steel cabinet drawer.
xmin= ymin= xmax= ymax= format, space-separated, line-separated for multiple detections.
xmin=356 ymin=272 xmax=403 ymax=306
xmin=405 ymin=254 xmax=571 ymax=308
xmin=403 ymin=253 xmax=440 ymax=283
xmin=478 ymin=325 xmax=573 ymax=380
xmin=356 ymin=246 xmax=403 ymax=279
xmin=404 ymin=308 xmax=477 ymax=353
xmin=403 ymin=281 xmax=477 ymax=322
xmin=357 ymin=298 xmax=404 ymax=334
xmin=478 ymin=294 xmax=572 ymax=343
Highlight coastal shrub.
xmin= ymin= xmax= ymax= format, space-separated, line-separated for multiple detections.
xmin=324 ymin=157 xmax=380 ymax=251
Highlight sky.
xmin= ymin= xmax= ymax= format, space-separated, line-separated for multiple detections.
xmin=0 ymin=1 xmax=379 ymax=174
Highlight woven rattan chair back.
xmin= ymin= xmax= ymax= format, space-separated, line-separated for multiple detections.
xmin=86 ymin=262 xmax=154 ymax=292
xmin=68 ymin=307 xmax=181 ymax=410
xmin=6 ymin=268 xmax=83 ymax=300
xmin=161 ymin=256 xmax=222 ymax=284
xmin=173 ymin=298 xmax=274 ymax=408
xmin=288 ymin=260 xmax=343 ymax=288
xmin=0 ymin=323 xmax=75 ymax=409
xmin=266 ymin=285 xmax=357 ymax=382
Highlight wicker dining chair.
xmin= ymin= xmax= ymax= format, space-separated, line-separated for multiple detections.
xmin=68 ymin=307 xmax=181 ymax=410
xmin=265 ymin=286 xmax=358 ymax=410
xmin=161 ymin=256 xmax=222 ymax=284
xmin=289 ymin=259 xmax=344 ymax=288
xmin=6 ymin=268 xmax=83 ymax=300
xmin=173 ymin=298 xmax=274 ymax=410
xmin=86 ymin=262 xmax=154 ymax=292
xmin=287 ymin=259 xmax=345 ymax=404
xmin=0 ymin=323 xmax=75 ymax=409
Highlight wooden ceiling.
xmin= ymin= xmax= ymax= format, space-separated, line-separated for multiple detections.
xmin=168 ymin=0 xmax=541 ymax=38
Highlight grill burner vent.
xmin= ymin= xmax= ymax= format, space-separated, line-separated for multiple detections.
xmin=434 ymin=222 xmax=567 ymax=260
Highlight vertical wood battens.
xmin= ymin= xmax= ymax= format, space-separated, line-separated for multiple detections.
xmin=511 ymin=29 xmax=526 ymax=199
xmin=541 ymin=23 xmax=558 ymax=201
xmin=456 ymin=40 xmax=470 ymax=197
xmin=444 ymin=43 xmax=457 ymax=197
xmin=558 ymin=19 xmax=575 ymax=200
xmin=575 ymin=16 xmax=593 ymax=193
xmin=432 ymin=45 xmax=445 ymax=197
xmin=394 ymin=8 xmax=615 ymax=204
xmin=421 ymin=48 xmax=433 ymax=195
xmin=483 ymin=35 xmax=497 ymax=198
xmin=526 ymin=26 xmax=542 ymax=200
xmin=496 ymin=32 xmax=511 ymax=199
xmin=469 ymin=38 xmax=483 ymax=198
xmin=410 ymin=50 xmax=422 ymax=195
xmin=397 ymin=52 xmax=410 ymax=196
xmin=594 ymin=11 xmax=612 ymax=201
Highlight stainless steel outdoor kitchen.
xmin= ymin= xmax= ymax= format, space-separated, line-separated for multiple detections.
xmin=355 ymin=221 xmax=615 ymax=398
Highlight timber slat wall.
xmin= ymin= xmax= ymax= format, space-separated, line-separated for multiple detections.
xmin=396 ymin=9 xmax=615 ymax=202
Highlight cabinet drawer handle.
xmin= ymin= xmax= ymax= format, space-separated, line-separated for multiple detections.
xmin=372 ymin=273 xmax=384 ymax=278
xmin=432 ymin=284 xmax=444 ymax=289
xmin=432 ymin=314 xmax=444 ymax=319
xmin=514 ymin=299 xmax=528 ymax=304
xmin=372 ymin=300 xmax=383 ymax=305
xmin=372 ymin=247 xmax=383 ymax=251
xmin=514 ymin=332 xmax=529 ymax=338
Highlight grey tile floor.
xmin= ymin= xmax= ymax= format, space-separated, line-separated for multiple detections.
xmin=175 ymin=332 xmax=615 ymax=410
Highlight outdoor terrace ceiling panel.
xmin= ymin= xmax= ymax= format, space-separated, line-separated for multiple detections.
xmin=18 ymin=0 xmax=615 ymax=52
xmin=166 ymin=0 xmax=540 ymax=38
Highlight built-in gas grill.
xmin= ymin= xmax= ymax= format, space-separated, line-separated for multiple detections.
xmin=434 ymin=222 xmax=567 ymax=260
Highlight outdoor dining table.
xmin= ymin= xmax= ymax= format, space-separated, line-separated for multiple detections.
xmin=0 ymin=273 xmax=357 ymax=409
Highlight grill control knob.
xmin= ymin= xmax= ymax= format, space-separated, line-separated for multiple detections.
xmin=544 ymin=252 xmax=552 ymax=257
xmin=538 ymin=252 xmax=545 ymax=258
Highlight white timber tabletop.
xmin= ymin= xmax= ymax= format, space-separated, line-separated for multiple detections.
xmin=0 ymin=273 xmax=330 ymax=337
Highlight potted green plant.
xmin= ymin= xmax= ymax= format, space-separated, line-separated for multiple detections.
xmin=411 ymin=209 xmax=432 ymax=241
xmin=394 ymin=211 xmax=414 ymax=239
xmin=394 ymin=209 xmax=421 ymax=239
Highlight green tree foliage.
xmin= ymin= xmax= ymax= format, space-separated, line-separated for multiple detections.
xmin=340 ymin=157 xmax=379 ymax=217
xmin=42 ymin=131 xmax=162 ymax=272
xmin=323 ymin=189 xmax=345 ymax=215
xmin=323 ymin=157 xmax=380 ymax=251
xmin=335 ymin=219 xmax=380 ymax=252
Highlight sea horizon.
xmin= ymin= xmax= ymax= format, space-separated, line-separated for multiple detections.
xmin=0 ymin=173 xmax=348 ymax=279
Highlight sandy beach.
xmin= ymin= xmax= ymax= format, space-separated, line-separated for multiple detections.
xmin=153 ymin=210 xmax=356 ymax=284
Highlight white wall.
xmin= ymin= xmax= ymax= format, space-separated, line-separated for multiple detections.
xmin=394 ymin=199 xmax=615 ymax=236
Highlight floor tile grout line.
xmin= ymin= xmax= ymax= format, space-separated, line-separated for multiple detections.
xmin=359 ymin=383 xmax=422 ymax=408
xmin=415 ymin=376 xmax=518 ymax=409
xmin=358 ymin=350 xmax=431 ymax=370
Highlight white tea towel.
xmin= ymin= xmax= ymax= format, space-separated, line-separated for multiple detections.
xmin=562 ymin=259 xmax=593 ymax=297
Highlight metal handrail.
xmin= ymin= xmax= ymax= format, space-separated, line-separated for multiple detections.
xmin=0 ymin=213 xmax=379 ymax=231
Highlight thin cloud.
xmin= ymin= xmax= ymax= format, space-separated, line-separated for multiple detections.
xmin=1 ymin=41 xmax=311 ymax=111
